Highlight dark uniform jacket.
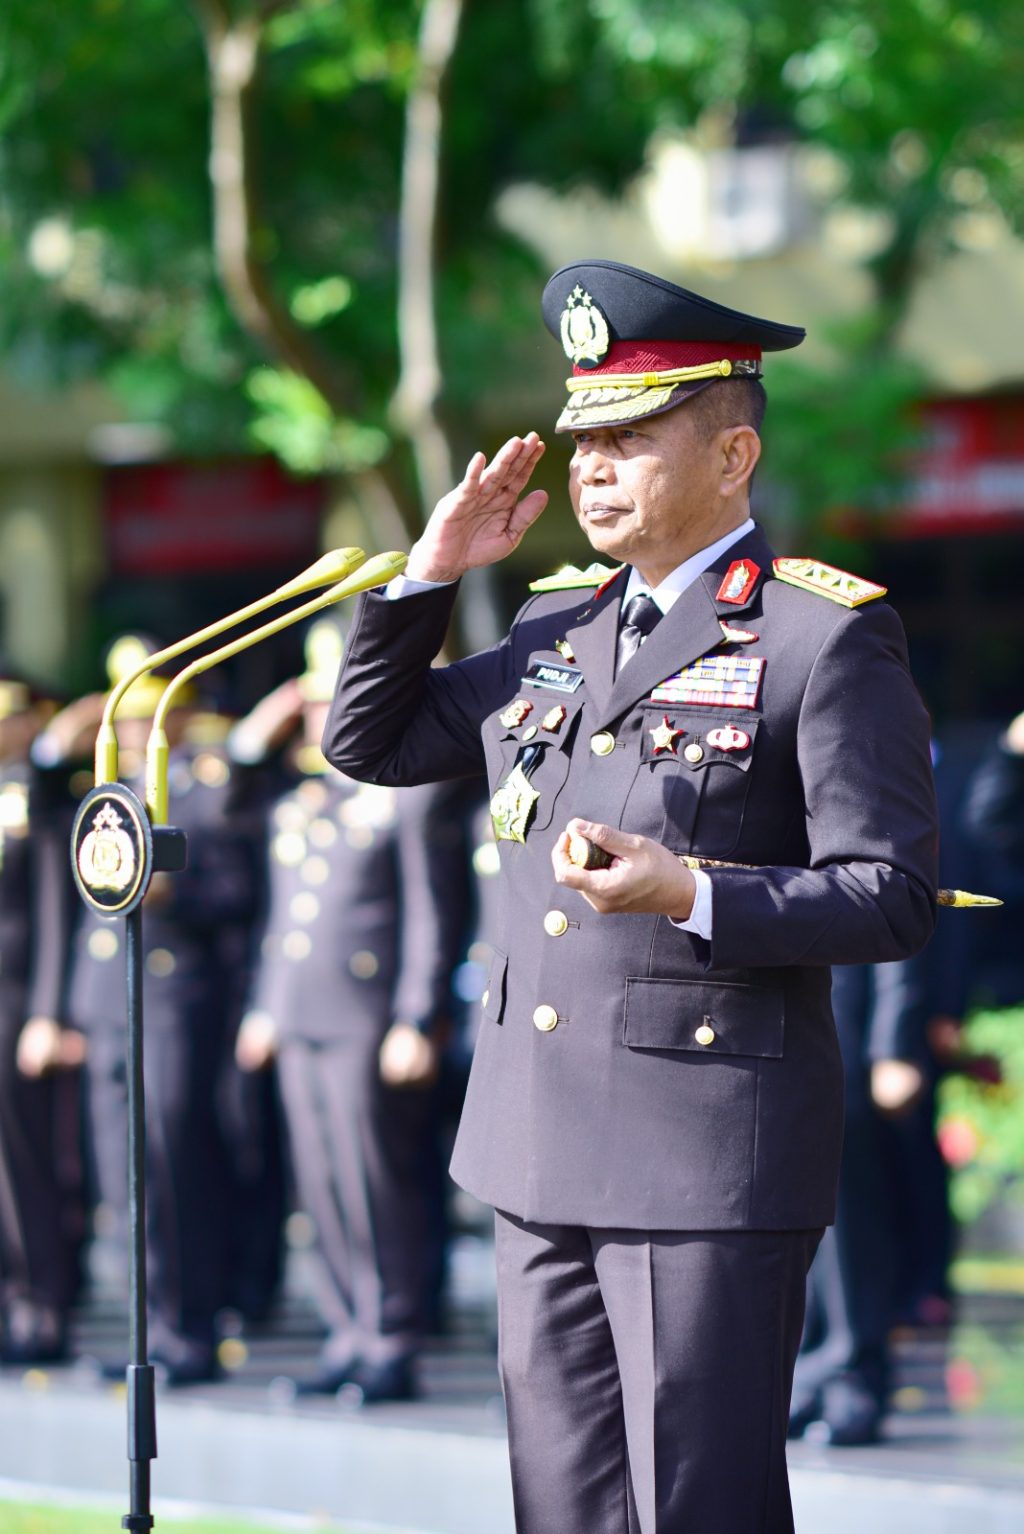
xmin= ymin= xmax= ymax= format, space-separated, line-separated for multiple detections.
xmin=247 ymin=767 xmax=470 ymax=1045
xmin=68 ymin=745 xmax=259 ymax=1034
xmin=324 ymin=524 xmax=938 ymax=1232
xmin=0 ymin=764 xmax=72 ymax=1018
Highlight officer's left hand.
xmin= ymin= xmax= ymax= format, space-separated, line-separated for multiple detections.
xmin=379 ymin=1023 xmax=438 ymax=1088
xmin=552 ymin=818 xmax=696 ymax=918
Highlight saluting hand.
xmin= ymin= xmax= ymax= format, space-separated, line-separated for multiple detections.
xmin=552 ymin=818 xmax=697 ymax=919
xmin=404 ymin=433 xmax=549 ymax=584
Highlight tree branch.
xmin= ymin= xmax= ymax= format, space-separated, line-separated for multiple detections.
xmin=391 ymin=0 xmax=464 ymax=516
xmin=188 ymin=0 xmax=417 ymax=546
xmin=189 ymin=0 xmax=355 ymax=415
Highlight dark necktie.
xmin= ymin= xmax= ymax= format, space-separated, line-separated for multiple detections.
xmin=616 ymin=591 xmax=663 ymax=674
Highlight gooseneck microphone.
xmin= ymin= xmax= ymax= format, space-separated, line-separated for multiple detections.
xmin=93 ymin=546 xmax=368 ymax=786
xmin=144 ymin=550 xmax=408 ymax=823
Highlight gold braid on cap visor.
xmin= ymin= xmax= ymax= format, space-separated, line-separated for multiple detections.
xmin=556 ymin=357 xmax=761 ymax=431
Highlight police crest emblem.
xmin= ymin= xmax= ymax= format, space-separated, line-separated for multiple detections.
xmin=72 ymin=783 xmax=154 ymax=915
xmin=559 ymin=286 xmax=611 ymax=369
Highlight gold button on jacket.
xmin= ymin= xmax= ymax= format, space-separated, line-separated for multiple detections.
xmin=533 ymin=1004 xmax=559 ymax=1032
xmin=590 ymin=731 xmax=615 ymax=756
xmin=695 ymin=1024 xmax=716 ymax=1046
xmin=544 ymin=910 xmax=569 ymax=937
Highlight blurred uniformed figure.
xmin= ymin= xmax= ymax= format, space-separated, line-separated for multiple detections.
xmin=0 ymin=677 xmax=84 ymax=1364
xmin=789 ymin=958 xmax=929 ymax=1446
xmin=60 ymin=636 xmax=264 ymax=1384
xmin=232 ymin=620 xmax=473 ymax=1402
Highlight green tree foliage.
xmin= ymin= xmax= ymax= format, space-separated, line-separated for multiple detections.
xmin=0 ymin=0 xmax=1022 ymax=534
xmin=939 ymin=1005 xmax=1024 ymax=1226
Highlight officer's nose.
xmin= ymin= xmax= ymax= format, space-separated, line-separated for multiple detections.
xmin=573 ymin=443 xmax=613 ymax=485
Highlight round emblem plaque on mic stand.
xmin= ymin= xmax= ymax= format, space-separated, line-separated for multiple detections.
xmin=71 ymin=782 xmax=186 ymax=1533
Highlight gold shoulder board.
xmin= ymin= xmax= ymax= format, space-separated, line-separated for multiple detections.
xmin=772 ymin=558 xmax=886 ymax=608
xmin=528 ymin=562 xmax=623 ymax=593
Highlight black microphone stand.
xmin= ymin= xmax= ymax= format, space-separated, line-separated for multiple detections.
xmin=72 ymin=784 xmax=186 ymax=1533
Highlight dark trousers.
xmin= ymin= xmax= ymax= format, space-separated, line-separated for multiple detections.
xmin=277 ymin=1038 xmax=439 ymax=1366
xmin=494 ymin=1213 xmax=821 ymax=1534
xmin=0 ymin=1002 xmax=81 ymax=1318
xmin=85 ymin=1013 xmax=231 ymax=1362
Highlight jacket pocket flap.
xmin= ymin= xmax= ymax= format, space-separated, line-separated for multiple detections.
xmin=482 ymin=948 xmax=509 ymax=1024
xmin=639 ymin=709 xmax=759 ymax=769
xmin=623 ymin=977 xmax=783 ymax=1058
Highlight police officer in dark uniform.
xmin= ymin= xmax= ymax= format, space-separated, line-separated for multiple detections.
xmin=62 ymin=637 xmax=262 ymax=1383
xmin=0 ymin=679 xmax=83 ymax=1364
xmin=234 ymin=622 xmax=472 ymax=1402
xmin=323 ymin=261 xmax=939 ymax=1531
xmin=789 ymin=956 xmax=929 ymax=1445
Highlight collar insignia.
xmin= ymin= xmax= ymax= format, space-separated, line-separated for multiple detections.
xmin=718 ymin=620 xmax=758 ymax=644
xmin=716 ymin=559 xmax=761 ymax=606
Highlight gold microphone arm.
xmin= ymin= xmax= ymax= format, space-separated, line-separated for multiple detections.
xmin=94 ymin=546 xmax=368 ymax=786
xmin=145 ymin=550 xmax=408 ymax=823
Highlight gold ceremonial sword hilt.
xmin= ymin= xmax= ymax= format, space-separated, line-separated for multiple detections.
xmin=564 ymin=836 xmax=1002 ymax=909
xmin=677 ymin=854 xmax=1000 ymax=910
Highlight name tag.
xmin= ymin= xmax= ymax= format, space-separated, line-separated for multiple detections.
xmin=522 ymin=661 xmax=584 ymax=694
xmin=651 ymin=655 xmax=765 ymax=709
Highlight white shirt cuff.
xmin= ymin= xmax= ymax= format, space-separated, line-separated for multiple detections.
xmin=386 ymin=573 xmax=455 ymax=600
xmin=669 ymin=868 xmax=713 ymax=939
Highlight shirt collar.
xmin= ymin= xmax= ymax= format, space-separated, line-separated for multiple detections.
xmin=622 ymin=518 xmax=755 ymax=616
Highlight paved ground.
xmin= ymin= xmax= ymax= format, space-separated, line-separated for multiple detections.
xmin=1 ymin=1232 xmax=1023 ymax=1532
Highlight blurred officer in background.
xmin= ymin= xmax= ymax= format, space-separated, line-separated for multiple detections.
xmin=961 ymin=708 xmax=1024 ymax=1007
xmin=0 ymin=677 xmax=84 ymax=1364
xmin=57 ymin=636 xmax=263 ymax=1384
xmin=789 ymin=957 xmax=929 ymax=1446
xmin=232 ymin=620 xmax=473 ymax=1403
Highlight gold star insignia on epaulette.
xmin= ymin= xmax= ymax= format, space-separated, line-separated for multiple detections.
xmin=772 ymin=558 xmax=886 ymax=607
xmin=529 ymin=563 xmax=623 ymax=593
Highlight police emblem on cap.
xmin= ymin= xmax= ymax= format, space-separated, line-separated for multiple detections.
xmin=543 ymin=260 xmax=805 ymax=432
xmin=560 ymin=286 xmax=611 ymax=369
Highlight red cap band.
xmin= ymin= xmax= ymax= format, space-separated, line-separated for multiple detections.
xmin=575 ymin=340 xmax=762 ymax=377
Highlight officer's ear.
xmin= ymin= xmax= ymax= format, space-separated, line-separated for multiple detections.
xmin=718 ymin=426 xmax=761 ymax=500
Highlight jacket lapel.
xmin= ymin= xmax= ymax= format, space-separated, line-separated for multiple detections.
xmin=563 ymin=569 xmax=625 ymax=720
xmin=596 ymin=525 xmax=776 ymax=729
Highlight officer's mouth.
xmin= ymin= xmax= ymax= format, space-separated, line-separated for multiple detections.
xmin=579 ymin=503 xmax=630 ymax=523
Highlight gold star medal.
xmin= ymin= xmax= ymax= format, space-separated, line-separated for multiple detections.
xmin=649 ymin=716 xmax=683 ymax=755
xmin=490 ymin=763 xmax=540 ymax=844
xmin=541 ymin=705 xmax=567 ymax=733
xmin=555 ymin=639 xmax=576 ymax=662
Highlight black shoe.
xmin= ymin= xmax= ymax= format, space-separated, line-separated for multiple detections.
xmin=292 ymin=1358 xmax=361 ymax=1397
xmin=0 ymin=1334 xmax=68 ymax=1367
xmin=0 ymin=1303 xmax=68 ymax=1367
xmin=336 ymin=1355 xmax=417 ymax=1407
xmin=99 ymin=1351 xmax=219 ymax=1388
xmin=805 ymin=1381 xmax=882 ymax=1447
xmin=787 ymin=1392 xmax=822 ymax=1441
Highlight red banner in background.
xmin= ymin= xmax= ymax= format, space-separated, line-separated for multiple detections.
xmin=105 ymin=459 xmax=323 ymax=575
xmin=899 ymin=396 xmax=1024 ymax=536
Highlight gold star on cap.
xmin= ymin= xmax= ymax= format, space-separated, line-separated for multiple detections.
xmin=649 ymin=716 xmax=683 ymax=755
